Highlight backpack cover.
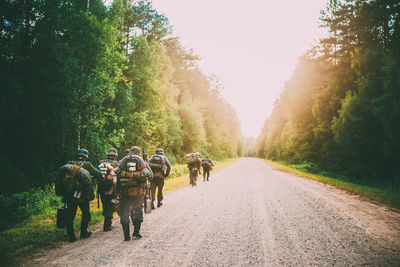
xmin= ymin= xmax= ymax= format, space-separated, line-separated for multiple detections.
xmin=56 ymin=162 xmax=94 ymax=202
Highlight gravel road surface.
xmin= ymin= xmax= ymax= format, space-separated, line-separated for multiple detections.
xmin=30 ymin=158 xmax=400 ymax=266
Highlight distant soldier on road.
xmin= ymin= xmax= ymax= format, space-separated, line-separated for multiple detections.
xmin=201 ymin=154 xmax=214 ymax=182
xmin=98 ymin=148 xmax=119 ymax=232
xmin=187 ymin=152 xmax=201 ymax=186
xmin=149 ymin=148 xmax=171 ymax=208
xmin=55 ymin=148 xmax=103 ymax=242
xmin=114 ymin=146 xmax=151 ymax=241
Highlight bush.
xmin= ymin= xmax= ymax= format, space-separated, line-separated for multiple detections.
xmin=0 ymin=186 xmax=61 ymax=232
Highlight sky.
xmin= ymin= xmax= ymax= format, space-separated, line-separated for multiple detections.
xmin=152 ymin=0 xmax=329 ymax=137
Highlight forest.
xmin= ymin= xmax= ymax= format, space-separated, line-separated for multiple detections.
xmin=0 ymin=0 xmax=244 ymax=195
xmin=257 ymin=0 xmax=400 ymax=187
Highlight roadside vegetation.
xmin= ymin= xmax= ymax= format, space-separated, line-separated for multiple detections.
xmin=257 ymin=1 xmax=400 ymax=199
xmin=0 ymin=159 xmax=238 ymax=264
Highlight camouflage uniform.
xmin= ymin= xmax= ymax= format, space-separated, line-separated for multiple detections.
xmin=187 ymin=154 xmax=201 ymax=186
xmin=98 ymin=149 xmax=119 ymax=231
xmin=115 ymin=146 xmax=151 ymax=241
xmin=149 ymin=148 xmax=171 ymax=208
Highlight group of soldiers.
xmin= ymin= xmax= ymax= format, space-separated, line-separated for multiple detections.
xmin=55 ymin=147 xmax=214 ymax=242
xmin=55 ymin=146 xmax=171 ymax=242
xmin=186 ymin=152 xmax=215 ymax=186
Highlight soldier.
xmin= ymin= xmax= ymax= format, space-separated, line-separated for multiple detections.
xmin=201 ymin=154 xmax=214 ymax=182
xmin=149 ymin=148 xmax=171 ymax=209
xmin=98 ymin=148 xmax=119 ymax=232
xmin=55 ymin=148 xmax=103 ymax=242
xmin=114 ymin=146 xmax=151 ymax=241
xmin=187 ymin=152 xmax=201 ymax=186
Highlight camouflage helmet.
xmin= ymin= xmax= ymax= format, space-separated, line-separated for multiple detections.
xmin=130 ymin=146 xmax=141 ymax=156
xmin=125 ymin=148 xmax=131 ymax=155
xmin=77 ymin=148 xmax=89 ymax=159
xmin=107 ymin=148 xmax=118 ymax=157
xmin=156 ymin=148 xmax=163 ymax=155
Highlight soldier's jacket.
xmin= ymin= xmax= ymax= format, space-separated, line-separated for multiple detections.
xmin=144 ymin=161 xmax=154 ymax=181
xmin=115 ymin=155 xmax=151 ymax=193
xmin=162 ymin=155 xmax=172 ymax=177
xmin=98 ymin=158 xmax=119 ymax=193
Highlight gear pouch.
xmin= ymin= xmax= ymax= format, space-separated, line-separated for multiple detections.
xmin=127 ymin=162 xmax=137 ymax=172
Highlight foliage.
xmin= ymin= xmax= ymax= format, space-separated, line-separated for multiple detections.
xmin=257 ymin=0 xmax=400 ymax=186
xmin=0 ymin=0 xmax=243 ymax=195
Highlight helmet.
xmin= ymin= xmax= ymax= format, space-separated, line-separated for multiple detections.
xmin=107 ymin=148 xmax=118 ymax=157
xmin=195 ymin=152 xmax=200 ymax=157
xmin=77 ymin=148 xmax=89 ymax=158
xmin=156 ymin=148 xmax=163 ymax=155
xmin=125 ymin=148 xmax=131 ymax=155
xmin=143 ymin=153 xmax=149 ymax=161
xmin=130 ymin=146 xmax=141 ymax=156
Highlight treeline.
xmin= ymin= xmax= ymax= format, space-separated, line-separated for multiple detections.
xmin=0 ymin=0 xmax=243 ymax=194
xmin=257 ymin=0 xmax=400 ymax=184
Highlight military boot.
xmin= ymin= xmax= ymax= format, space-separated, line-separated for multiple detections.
xmin=80 ymin=221 xmax=92 ymax=239
xmin=122 ymin=223 xmax=130 ymax=241
xmin=103 ymin=217 xmax=112 ymax=232
xmin=67 ymin=226 xmax=77 ymax=243
xmin=132 ymin=221 xmax=142 ymax=239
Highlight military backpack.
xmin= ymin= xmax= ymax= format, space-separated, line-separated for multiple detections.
xmin=119 ymin=155 xmax=145 ymax=197
xmin=56 ymin=162 xmax=94 ymax=202
xmin=149 ymin=154 xmax=166 ymax=177
xmin=98 ymin=160 xmax=117 ymax=195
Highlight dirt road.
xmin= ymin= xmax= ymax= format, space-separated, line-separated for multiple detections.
xmin=30 ymin=158 xmax=400 ymax=266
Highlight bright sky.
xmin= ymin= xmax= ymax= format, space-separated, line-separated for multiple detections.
xmin=151 ymin=0 xmax=328 ymax=137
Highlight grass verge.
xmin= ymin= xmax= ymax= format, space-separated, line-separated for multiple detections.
xmin=263 ymin=159 xmax=400 ymax=209
xmin=0 ymin=158 xmax=240 ymax=265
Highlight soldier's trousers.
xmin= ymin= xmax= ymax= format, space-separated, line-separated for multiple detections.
xmin=203 ymin=168 xmax=210 ymax=181
xmin=189 ymin=169 xmax=198 ymax=185
xmin=120 ymin=195 xmax=143 ymax=225
xmin=65 ymin=200 xmax=91 ymax=236
xmin=100 ymin=193 xmax=115 ymax=218
xmin=150 ymin=176 xmax=164 ymax=204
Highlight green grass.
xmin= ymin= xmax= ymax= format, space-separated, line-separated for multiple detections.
xmin=0 ymin=159 xmax=239 ymax=265
xmin=0 ymin=197 xmax=104 ymax=265
xmin=264 ymin=160 xmax=400 ymax=209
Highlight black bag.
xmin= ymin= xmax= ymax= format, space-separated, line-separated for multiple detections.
xmin=56 ymin=203 xmax=67 ymax=229
xmin=149 ymin=155 xmax=165 ymax=171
